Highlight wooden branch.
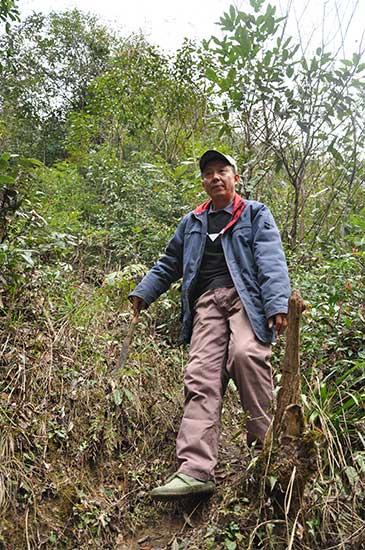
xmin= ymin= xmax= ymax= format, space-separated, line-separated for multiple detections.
xmin=256 ymin=290 xmax=318 ymax=524
xmin=273 ymin=289 xmax=305 ymax=437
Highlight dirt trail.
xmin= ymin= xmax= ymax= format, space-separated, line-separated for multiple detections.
xmin=120 ymin=504 xmax=205 ymax=550
xmin=117 ymin=434 xmax=250 ymax=550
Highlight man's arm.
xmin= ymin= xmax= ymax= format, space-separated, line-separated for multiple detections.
xmin=252 ymin=205 xmax=291 ymax=334
xmin=129 ymin=216 xmax=186 ymax=308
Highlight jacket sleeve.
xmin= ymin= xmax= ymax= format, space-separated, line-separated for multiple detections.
xmin=128 ymin=216 xmax=186 ymax=306
xmin=252 ymin=205 xmax=291 ymax=319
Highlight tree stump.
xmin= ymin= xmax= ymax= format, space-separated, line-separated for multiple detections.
xmin=257 ymin=290 xmax=318 ymax=520
xmin=273 ymin=289 xmax=303 ymax=435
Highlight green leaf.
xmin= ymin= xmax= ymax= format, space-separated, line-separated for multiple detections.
xmin=237 ymin=27 xmax=251 ymax=57
xmin=354 ymin=453 xmax=365 ymax=473
xmin=328 ymin=143 xmax=344 ymax=164
xmin=174 ymin=164 xmax=189 ymax=178
xmin=269 ymin=475 xmax=277 ymax=491
xmin=344 ymin=466 xmax=360 ymax=487
xmin=250 ymin=0 xmax=265 ymax=13
xmin=266 ymin=15 xmax=275 ymax=34
xmin=219 ymin=13 xmax=235 ymax=32
xmin=49 ymin=532 xmax=57 ymax=543
xmin=205 ymin=67 xmax=218 ymax=83
xmin=123 ymin=388 xmax=134 ymax=402
xmin=0 ymin=175 xmax=15 ymax=184
xmin=220 ymin=67 xmax=237 ymax=91
xmin=319 ymin=383 xmax=327 ymax=402
xmin=297 ymin=120 xmax=310 ymax=133
xmin=19 ymin=157 xmax=44 ymax=168
xmin=310 ymin=58 xmax=318 ymax=72
xmin=19 ymin=250 xmax=35 ymax=267
xmin=218 ymin=124 xmax=231 ymax=138
xmin=352 ymin=78 xmax=365 ymax=89
xmin=263 ymin=51 xmax=272 ymax=66
xmin=113 ymin=389 xmax=122 ymax=406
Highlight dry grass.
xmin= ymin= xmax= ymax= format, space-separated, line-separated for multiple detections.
xmin=0 ymin=277 xmax=364 ymax=549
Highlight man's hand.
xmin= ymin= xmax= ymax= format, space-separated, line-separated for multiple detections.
xmin=132 ymin=296 xmax=147 ymax=315
xmin=268 ymin=313 xmax=288 ymax=336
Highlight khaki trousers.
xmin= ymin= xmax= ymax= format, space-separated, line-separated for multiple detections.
xmin=176 ymin=287 xmax=273 ymax=481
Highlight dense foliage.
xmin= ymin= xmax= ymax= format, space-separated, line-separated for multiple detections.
xmin=0 ymin=1 xmax=364 ymax=548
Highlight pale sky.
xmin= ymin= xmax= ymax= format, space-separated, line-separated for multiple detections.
xmin=17 ymin=0 xmax=365 ymax=58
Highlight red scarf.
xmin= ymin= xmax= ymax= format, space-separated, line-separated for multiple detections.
xmin=194 ymin=193 xmax=246 ymax=234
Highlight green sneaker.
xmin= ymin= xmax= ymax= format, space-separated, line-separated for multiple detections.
xmin=150 ymin=473 xmax=215 ymax=499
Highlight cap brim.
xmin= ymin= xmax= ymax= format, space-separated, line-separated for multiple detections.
xmin=199 ymin=150 xmax=237 ymax=173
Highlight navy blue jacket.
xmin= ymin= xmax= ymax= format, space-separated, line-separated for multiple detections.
xmin=130 ymin=198 xmax=291 ymax=343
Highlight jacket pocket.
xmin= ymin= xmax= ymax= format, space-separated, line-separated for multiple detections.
xmin=231 ymin=222 xmax=251 ymax=233
xmin=230 ymin=224 xmax=254 ymax=267
xmin=184 ymin=227 xmax=202 ymax=237
xmin=183 ymin=226 xmax=202 ymax=249
xmin=183 ymin=228 xmax=202 ymax=272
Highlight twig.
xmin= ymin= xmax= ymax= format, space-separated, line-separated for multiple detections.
xmin=247 ymin=519 xmax=286 ymax=550
xmin=25 ymin=507 xmax=31 ymax=550
xmin=323 ymin=524 xmax=365 ymax=550
xmin=284 ymin=466 xmax=297 ymax=519
xmin=167 ymin=501 xmax=202 ymax=546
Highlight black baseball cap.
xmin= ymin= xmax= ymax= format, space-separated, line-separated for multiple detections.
xmin=199 ymin=150 xmax=238 ymax=174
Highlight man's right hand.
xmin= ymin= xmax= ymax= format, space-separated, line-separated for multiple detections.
xmin=132 ymin=296 xmax=147 ymax=315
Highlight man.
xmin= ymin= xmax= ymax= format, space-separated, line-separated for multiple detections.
xmin=130 ymin=150 xmax=291 ymax=499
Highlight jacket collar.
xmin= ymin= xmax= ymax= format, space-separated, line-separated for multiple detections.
xmin=194 ymin=193 xmax=246 ymax=234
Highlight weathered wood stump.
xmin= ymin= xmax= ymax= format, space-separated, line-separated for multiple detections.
xmin=257 ymin=290 xmax=318 ymax=520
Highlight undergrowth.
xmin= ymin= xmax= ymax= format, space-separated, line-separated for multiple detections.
xmin=0 ymin=151 xmax=364 ymax=549
xmin=0 ymin=246 xmax=364 ymax=548
xmin=0 ymin=271 xmax=186 ymax=547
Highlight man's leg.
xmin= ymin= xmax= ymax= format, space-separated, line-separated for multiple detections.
xmin=225 ymin=289 xmax=273 ymax=446
xmin=176 ymin=288 xmax=230 ymax=482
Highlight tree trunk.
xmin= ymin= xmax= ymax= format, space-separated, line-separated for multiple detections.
xmin=273 ymin=289 xmax=303 ymax=434
xmin=257 ymin=290 xmax=318 ymax=522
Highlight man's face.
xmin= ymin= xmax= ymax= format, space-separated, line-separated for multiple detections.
xmin=201 ymin=160 xmax=239 ymax=206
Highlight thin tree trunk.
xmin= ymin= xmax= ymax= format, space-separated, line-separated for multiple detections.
xmin=273 ymin=289 xmax=303 ymax=434
xmin=256 ymin=290 xmax=319 ymax=523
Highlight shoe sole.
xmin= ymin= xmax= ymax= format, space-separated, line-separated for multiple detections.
xmin=150 ymin=487 xmax=215 ymax=500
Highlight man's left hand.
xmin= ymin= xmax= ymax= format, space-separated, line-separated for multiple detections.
xmin=268 ymin=313 xmax=288 ymax=335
